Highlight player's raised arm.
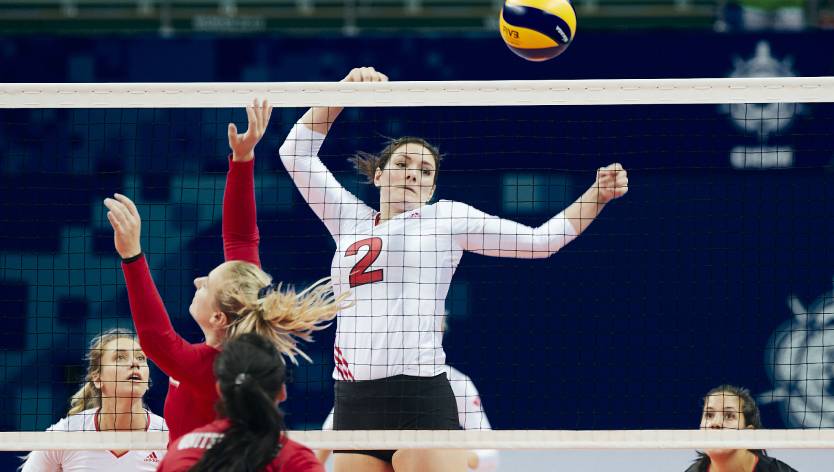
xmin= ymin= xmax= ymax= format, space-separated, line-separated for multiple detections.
xmin=450 ymin=163 xmax=628 ymax=259
xmin=562 ymin=163 xmax=629 ymax=234
xmin=298 ymin=67 xmax=388 ymax=136
xmin=277 ymin=68 xmax=381 ymax=239
xmin=104 ymin=194 xmax=213 ymax=387
xmin=223 ymin=98 xmax=272 ymax=266
xmin=228 ymin=97 xmax=272 ymax=163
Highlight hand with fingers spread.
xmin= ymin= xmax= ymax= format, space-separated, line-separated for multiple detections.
xmin=229 ymin=98 xmax=273 ymax=162
xmin=594 ymin=163 xmax=629 ymax=204
xmin=104 ymin=193 xmax=142 ymax=259
xmin=341 ymin=66 xmax=389 ymax=83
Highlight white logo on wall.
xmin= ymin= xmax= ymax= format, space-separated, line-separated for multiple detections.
xmin=759 ymin=282 xmax=834 ymax=427
xmin=722 ymin=41 xmax=803 ymax=169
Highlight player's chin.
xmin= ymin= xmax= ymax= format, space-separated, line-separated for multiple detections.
xmin=118 ymin=386 xmax=147 ymax=399
xmin=703 ymin=448 xmax=734 ymax=457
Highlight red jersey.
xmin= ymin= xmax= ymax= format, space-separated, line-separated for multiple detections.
xmin=158 ymin=419 xmax=323 ymax=472
xmin=122 ymin=158 xmax=261 ymax=443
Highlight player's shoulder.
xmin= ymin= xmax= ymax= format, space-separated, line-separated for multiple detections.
xmin=186 ymin=418 xmax=227 ymax=435
xmin=191 ymin=342 xmax=222 ymax=367
xmin=757 ymin=454 xmax=798 ymax=472
xmin=282 ymin=436 xmax=314 ymax=454
xmin=433 ymin=199 xmax=475 ymax=217
xmin=147 ymin=410 xmax=168 ymax=431
xmin=47 ymin=408 xmax=97 ymax=431
xmin=273 ymin=437 xmax=322 ymax=471
xmin=683 ymin=461 xmax=704 ymax=472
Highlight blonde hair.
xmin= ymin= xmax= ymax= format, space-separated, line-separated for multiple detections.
xmin=68 ymin=328 xmax=138 ymax=415
xmin=214 ymin=261 xmax=349 ymax=363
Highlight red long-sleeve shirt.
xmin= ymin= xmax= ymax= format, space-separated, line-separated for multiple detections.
xmin=158 ymin=419 xmax=323 ymax=472
xmin=122 ymin=158 xmax=260 ymax=443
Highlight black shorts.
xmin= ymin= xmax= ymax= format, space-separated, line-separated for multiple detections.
xmin=333 ymin=373 xmax=461 ymax=463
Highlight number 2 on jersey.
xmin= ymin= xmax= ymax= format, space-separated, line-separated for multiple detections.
xmin=345 ymin=237 xmax=384 ymax=288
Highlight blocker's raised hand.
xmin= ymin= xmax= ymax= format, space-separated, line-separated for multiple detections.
xmin=228 ymin=98 xmax=273 ymax=162
xmin=104 ymin=193 xmax=142 ymax=259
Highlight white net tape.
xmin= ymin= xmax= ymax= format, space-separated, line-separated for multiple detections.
xmin=3 ymin=429 xmax=834 ymax=451
xmin=1 ymin=77 xmax=833 ymax=108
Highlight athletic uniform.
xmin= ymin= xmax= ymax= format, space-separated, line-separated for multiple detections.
xmin=322 ymin=365 xmax=500 ymax=471
xmin=280 ymin=123 xmax=576 ymax=461
xmin=158 ymin=418 xmax=323 ymax=472
xmin=20 ymin=408 xmax=166 ymax=471
xmin=122 ymin=157 xmax=260 ymax=443
xmin=685 ymin=452 xmax=798 ymax=472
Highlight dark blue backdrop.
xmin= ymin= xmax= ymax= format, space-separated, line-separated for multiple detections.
xmin=1 ymin=30 xmax=833 ymax=466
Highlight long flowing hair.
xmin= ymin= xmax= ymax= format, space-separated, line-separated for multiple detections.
xmin=215 ymin=261 xmax=349 ymax=363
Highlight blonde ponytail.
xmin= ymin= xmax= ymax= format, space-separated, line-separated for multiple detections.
xmin=215 ymin=262 xmax=350 ymax=362
xmin=68 ymin=382 xmax=100 ymax=415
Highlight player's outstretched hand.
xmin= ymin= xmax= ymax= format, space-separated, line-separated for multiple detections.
xmin=229 ymin=98 xmax=273 ymax=162
xmin=104 ymin=193 xmax=142 ymax=259
xmin=342 ymin=67 xmax=388 ymax=83
xmin=595 ymin=163 xmax=629 ymax=204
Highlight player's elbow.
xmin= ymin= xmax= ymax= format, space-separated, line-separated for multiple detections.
xmin=277 ymin=142 xmax=298 ymax=169
xmin=528 ymin=237 xmax=567 ymax=258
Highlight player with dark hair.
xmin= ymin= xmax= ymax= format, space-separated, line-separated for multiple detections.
xmin=686 ymin=384 xmax=797 ymax=472
xmin=279 ymin=67 xmax=629 ymax=472
xmin=158 ymin=332 xmax=322 ymax=471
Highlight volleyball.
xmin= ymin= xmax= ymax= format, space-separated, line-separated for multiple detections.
xmin=499 ymin=0 xmax=577 ymax=62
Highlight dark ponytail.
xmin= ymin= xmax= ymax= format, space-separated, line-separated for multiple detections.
xmin=190 ymin=333 xmax=287 ymax=472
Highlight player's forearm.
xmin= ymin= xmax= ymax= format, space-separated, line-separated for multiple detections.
xmin=299 ymin=106 xmax=343 ymax=135
xmin=279 ymin=124 xmax=354 ymax=237
xmin=122 ymin=257 xmax=185 ymax=374
xmin=222 ymin=158 xmax=260 ymax=266
xmin=564 ymin=185 xmax=606 ymax=235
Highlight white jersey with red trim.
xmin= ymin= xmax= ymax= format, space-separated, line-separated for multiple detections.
xmin=20 ymin=408 xmax=167 ymax=472
xmin=280 ymin=124 xmax=577 ymax=381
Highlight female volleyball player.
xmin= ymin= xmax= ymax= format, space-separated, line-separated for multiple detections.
xmin=105 ymin=99 xmax=346 ymax=443
xmin=278 ymin=67 xmax=629 ymax=472
xmin=158 ymin=333 xmax=322 ymax=471
xmin=20 ymin=329 xmax=167 ymax=471
xmin=685 ymin=385 xmax=797 ymax=472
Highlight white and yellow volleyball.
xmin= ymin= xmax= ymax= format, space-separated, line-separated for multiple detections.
xmin=499 ymin=0 xmax=577 ymax=62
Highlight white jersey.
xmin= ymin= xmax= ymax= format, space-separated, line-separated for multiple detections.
xmin=322 ymin=365 xmax=499 ymax=471
xmin=280 ymin=124 xmax=577 ymax=381
xmin=20 ymin=408 xmax=167 ymax=472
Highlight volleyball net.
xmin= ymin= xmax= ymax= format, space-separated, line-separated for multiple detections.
xmin=1 ymin=77 xmax=833 ymax=454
